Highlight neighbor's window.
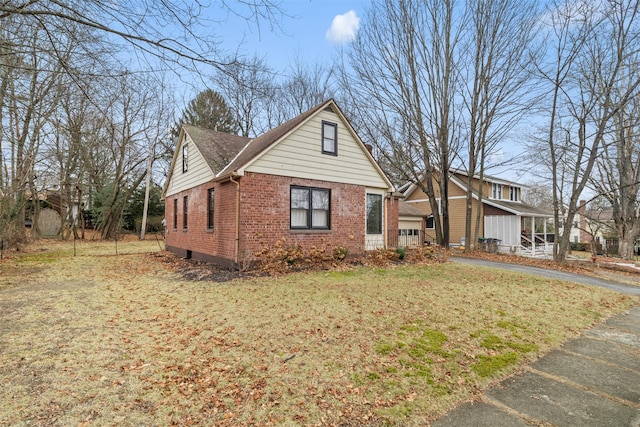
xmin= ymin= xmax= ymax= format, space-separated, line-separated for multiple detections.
xmin=182 ymin=143 xmax=188 ymax=172
xmin=322 ymin=121 xmax=337 ymax=155
xmin=425 ymin=216 xmax=435 ymax=229
xmin=291 ymin=186 xmax=330 ymax=229
xmin=173 ymin=198 xmax=178 ymax=229
xmin=509 ymin=186 xmax=518 ymax=201
xmin=183 ymin=195 xmax=188 ymax=229
xmin=207 ymin=188 xmax=215 ymax=230
xmin=492 ymin=183 xmax=502 ymax=199
xmin=366 ymin=193 xmax=383 ymax=234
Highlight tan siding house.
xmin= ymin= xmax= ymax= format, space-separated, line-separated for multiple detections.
xmin=402 ymin=170 xmax=552 ymax=254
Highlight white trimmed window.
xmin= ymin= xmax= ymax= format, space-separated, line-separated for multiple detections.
xmin=492 ymin=183 xmax=502 ymax=199
xmin=509 ymin=186 xmax=518 ymax=201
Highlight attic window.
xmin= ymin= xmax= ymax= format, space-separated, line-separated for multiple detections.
xmin=322 ymin=121 xmax=337 ymax=155
xmin=509 ymin=186 xmax=519 ymax=201
xmin=492 ymin=183 xmax=502 ymax=199
xmin=182 ymin=143 xmax=188 ymax=173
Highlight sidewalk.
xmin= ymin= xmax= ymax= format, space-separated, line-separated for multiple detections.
xmin=432 ymin=305 xmax=640 ymax=427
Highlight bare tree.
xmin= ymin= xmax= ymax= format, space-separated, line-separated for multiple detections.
xmin=277 ymin=56 xmax=336 ymax=119
xmin=339 ymin=0 xmax=464 ymax=247
xmin=212 ymin=55 xmax=276 ymax=137
xmin=531 ymin=0 xmax=640 ymax=262
xmin=522 ymin=183 xmax=554 ymax=209
xmin=0 ymin=17 xmax=69 ymax=243
xmin=590 ymin=85 xmax=640 ymax=259
xmin=461 ymin=0 xmax=539 ymax=251
xmin=0 ymin=1 xmax=285 ymax=75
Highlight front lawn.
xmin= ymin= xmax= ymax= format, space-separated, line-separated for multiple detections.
xmin=0 ymin=241 xmax=635 ymax=426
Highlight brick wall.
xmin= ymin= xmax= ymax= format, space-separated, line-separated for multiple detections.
xmin=166 ymin=172 xmax=378 ymax=267
xmin=165 ymin=181 xmax=237 ymax=266
xmin=238 ymin=172 xmax=367 ymax=263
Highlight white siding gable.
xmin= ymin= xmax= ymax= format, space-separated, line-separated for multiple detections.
xmin=245 ymin=110 xmax=390 ymax=189
xmin=164 ymin=133 xmax=215 ymax=197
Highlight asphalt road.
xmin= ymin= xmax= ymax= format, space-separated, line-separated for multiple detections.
xmin=451 ymin=257 xmax=640 ymax=296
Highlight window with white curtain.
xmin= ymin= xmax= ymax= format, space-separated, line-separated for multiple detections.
xmin=182 ymin=143 xmax=188 ymax=172
xmin=291 ymin=186 xmax=330 ymax=229
xmin=322 ymin=121 xmax=337 ymax=155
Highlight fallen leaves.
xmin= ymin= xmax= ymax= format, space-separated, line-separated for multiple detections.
xmin=0 ymin=243 xmax=636 ymax=426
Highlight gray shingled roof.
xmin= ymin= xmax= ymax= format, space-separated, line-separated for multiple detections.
xmin=399 ymin=201 xmax=427 ymax=217
xmin=485 ymin=198 xmax=553 ymax=217
xmin=182 ymin=124 xmax=250 ymax=174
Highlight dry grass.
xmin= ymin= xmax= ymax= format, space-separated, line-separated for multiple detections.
xmin=0 ymin=240 xmax=636 ymax=426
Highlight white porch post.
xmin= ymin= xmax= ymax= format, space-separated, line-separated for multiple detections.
xmin=531 ymin=217 xmax=535 ymax=256
xmin=543 ymin=218 xmax=548 ymax=254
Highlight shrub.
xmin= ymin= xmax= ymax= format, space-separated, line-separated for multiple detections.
xmin=333 ymin=245 xmax=349 ymax=261
xmin=571 ymin=242 xmax=588 ymax=252
xmin=364 ymin=248 xmax=401 ymax=266
xmin=405 ymin=245 xmax=447 ymax=264
xmin=254 ymin=237 xmax=350 ymax=274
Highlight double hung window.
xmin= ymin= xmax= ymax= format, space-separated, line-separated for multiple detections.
xmin=173 ymin=199 xmax=178 ymax=229
xmin=291 ymin=186 xmax=330 ymax=229
xmin=322 ymin=121 xmax=337 ymax=155
xmin=207 ymin=189 xmax=215 ymax=229
xmin=183 ymin=196 xmax=188 ymax=229
xmin=492 ymin=183 xmax=502 ymax=199
xmin=182 ymin=143 xmax=188 ymax=172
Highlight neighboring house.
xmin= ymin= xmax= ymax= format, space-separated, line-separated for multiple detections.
xmin=401 ymin=170 xmax=553 ymax=255
xmin=561 ymin=200 xmax=618 ymax=254
xmin=396 ymin=201 xmax=428 ymax=248
xmin=163 ymin=99 xmax=398 ymax=268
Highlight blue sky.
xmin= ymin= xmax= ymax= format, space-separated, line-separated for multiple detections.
xmin=216 ymin=0 xmax=369 ymax=72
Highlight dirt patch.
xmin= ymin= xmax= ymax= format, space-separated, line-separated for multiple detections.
xmin=150 ymin=252 xmax=247 ymax=282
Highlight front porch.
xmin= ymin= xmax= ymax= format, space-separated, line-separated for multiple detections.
xmin=484 ymin=213 xmax=554 ymax=258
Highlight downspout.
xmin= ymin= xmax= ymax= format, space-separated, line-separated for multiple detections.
xmin=384 ymin=194 xmax=389 ymax=249
xmin=230 ymin=174 xmax=240 ymax=270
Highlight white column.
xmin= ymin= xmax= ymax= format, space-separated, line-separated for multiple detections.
xmin=543 ymin=218 xmax=548 ymax=254
xmin=531 ymin=217 xmax=535 ymax=256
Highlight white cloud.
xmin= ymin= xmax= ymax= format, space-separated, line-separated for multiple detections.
xmin=326 ymin=10 xmax=360 ymax=44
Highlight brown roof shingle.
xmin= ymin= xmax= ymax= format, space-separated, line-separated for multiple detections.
xmin=399 ymin=201 xmax=427 ymax=217
xmin=182 ymin=124 xmax=250 ymax=174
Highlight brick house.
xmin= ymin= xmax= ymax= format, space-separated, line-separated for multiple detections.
xmin=163 ymin=99 xmax=398 ymax=268
xmin=400 ymin=170 xmax=553 ymax=255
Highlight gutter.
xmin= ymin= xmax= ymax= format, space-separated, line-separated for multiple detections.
xmin=229 ymin=173 xmax=241 ymax=270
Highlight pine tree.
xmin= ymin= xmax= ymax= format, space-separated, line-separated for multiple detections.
xmin=175 ymin=89 xmax=238 ymax=135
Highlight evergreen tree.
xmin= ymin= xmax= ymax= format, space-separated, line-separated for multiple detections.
xmin=175 ymin=89 xmax=238 ymax=135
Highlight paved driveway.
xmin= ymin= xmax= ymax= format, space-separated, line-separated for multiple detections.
xmin=433 ymin=258 xmax=640 ymax=426
xmin=451 ymin=257 xmax=640 ymax=296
